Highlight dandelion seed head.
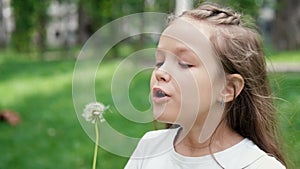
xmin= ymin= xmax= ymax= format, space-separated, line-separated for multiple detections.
xmin=82 ymin=102 xmax=109 ymax=123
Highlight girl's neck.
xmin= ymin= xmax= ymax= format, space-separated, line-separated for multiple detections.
xmin=174 ymin=121 xmax=244 ymax=157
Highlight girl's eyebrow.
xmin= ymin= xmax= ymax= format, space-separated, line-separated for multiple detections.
xmin=175 ymin=46 xmax=189 ymax=53
xmin=176 ymin=47 xmax=198 ymax=61
xmin=156 ymin=47 xmax=197 ymax=61
xmin=156 ymin=46 xmax=191 ymax=55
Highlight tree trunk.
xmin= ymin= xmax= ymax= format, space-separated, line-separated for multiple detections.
xmin=0 ymin=0 xmax=7 ymax=48
xmin=77 ymin=0 xmax=93 ymax=45
xmin=36 ymin=14 xmax=47 ymax=56
xmin=272 ymin=0 xmax=300 ymax=50
xmin=175 ymin=0 xmax=192 ymax=16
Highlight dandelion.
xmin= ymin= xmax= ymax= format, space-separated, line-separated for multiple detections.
xmin=82 ymin=102 xmax=109 ymax=169
xmin=82 ymin=102 xmax=109 ymax=123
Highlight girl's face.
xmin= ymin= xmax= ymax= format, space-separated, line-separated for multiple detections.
xmin=150 ymin=18 xmax=225 ymax=128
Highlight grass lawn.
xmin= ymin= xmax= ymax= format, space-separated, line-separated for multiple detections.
xmin=0 ymin=50 xmax=299 ymax=168
xmin=266 ymin=50 xmax=300 ymax=63
xmin=0 ymin=56 xmax=157 ymax=169
xmin=270 ymin=73 xmax=300 ymax=168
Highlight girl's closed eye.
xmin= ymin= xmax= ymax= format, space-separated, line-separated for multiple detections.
xmin=178 ymin=62 xmax=193 ymax=68
xmin=155 ymin=62 xmax=164 ymax=68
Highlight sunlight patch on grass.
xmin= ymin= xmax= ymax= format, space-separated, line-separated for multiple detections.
xmin=0 ymin=73 xmax=72 ymax=106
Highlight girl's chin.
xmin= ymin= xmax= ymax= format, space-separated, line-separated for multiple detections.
xmin=153 ymin=114 xmax=177 ymax=124
xmin=153 ymin=105 xmax=181 ymax=124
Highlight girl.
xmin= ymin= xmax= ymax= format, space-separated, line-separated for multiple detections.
xmin=125 ymin=2 xmax=286 ymax=169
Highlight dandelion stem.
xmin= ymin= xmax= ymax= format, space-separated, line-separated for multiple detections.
xmin=92 ymin=119 xmax=99 ymax=169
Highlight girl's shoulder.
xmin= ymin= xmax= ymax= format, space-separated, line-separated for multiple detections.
xmin=246 ymin=154 xmax=286 ymax=169
xmin=229 ymin=138 xmax=286 ymax=169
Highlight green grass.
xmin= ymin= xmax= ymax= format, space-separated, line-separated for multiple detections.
xmin=270 ymin=73 xmax=300 ymax=168
xmin=0 ymin=57 xmax=156 ymax=169
xmin=0 ymin=50 xmax=299 ymax=168
xmin=267 ymin=50 xmax=300 ymax=63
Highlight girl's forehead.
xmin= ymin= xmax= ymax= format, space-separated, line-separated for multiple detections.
xmin=162 ymin=17 xmax=211 ymax=42
xmin=159 ymin=18 xmax=215 ymax=59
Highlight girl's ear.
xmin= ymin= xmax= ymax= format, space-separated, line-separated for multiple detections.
xmin=220 ymin=74 xmax=245 ymax=103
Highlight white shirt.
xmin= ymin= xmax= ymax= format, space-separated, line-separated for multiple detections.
xmin=125 ymin=128 xmax=285 ymax=169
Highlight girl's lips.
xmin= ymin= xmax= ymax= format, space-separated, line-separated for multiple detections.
xmin=152 ymin=96 xmax=171 ymax=104
xmin=152 ymin=87 xmax=171 ymax=104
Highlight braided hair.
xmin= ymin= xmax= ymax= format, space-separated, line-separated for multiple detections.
xmin=183 ymin=4 xmax=241 ymax=25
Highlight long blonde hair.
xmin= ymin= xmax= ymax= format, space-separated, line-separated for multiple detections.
xmin=180 ymin=2 xmax=286 ymax=166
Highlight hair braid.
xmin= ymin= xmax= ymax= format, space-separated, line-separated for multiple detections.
xmin=182 ymin=3 xmax=241 ymax=25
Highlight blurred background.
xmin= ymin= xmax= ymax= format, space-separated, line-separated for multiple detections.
xmin=0 ymin=0 xmax=299 ymax=168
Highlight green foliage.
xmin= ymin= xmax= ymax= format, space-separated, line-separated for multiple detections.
xmin=11 ymin=0 xmax=35 ymax=52
xmin=9 ymin=0 xmax=174 ymax=54
xmin=80 ymin=0 xmax=173 ymax=32
xmin=9 ymin=0 xmax=265 ymax=56
xmin=11 ymin=0 xmax=50 ymax=53
xmin=225 ymin=0 xmax=260 ymax=18
xmin=145 ymin=0 xmax=175 ymax=13
xmin=77 ymin=0 xmax=174 ymax=59
xmin=32 ymin=0 xmax=50 ymax=54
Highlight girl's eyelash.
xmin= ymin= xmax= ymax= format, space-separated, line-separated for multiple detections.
xmin=179 ymin=62 xmax=193 ymax=68
xmin=155 ymin=62 xmax=164 ymax=67
xmin=155 ymin=62 xmax=193 ymax=68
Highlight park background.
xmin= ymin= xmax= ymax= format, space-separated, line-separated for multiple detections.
xmin=0 ymin=0 xmax=299 ymax=168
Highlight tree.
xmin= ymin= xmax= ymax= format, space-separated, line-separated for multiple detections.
xmin=11 ymin=0 xmax=49 ymax=54
xmin=77 ymin=0 xmax=93 ymax=45
xmin=271 ymin=0 xmax=300 ymax=50
xmin=11 ymin=0 xmax=35 ymax=52
xmin=33 ymin=0 xmax=50 ymax=55
xmin=175 ymin=0 xmax=193 ymax=15
xmin=0 ymin=0 xmax=8 ymax=48
xmin=76 ymin=0 xmax=174 ymax=58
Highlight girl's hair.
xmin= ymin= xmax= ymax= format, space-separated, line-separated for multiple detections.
xmin=179 ymin=2 xmax=286 ymax=166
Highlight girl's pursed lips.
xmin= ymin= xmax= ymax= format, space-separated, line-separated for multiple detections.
xmin=152 ymin=86 xmax=171 ymax=97
xmin=152 ymin=86 xmax=171 ymax=104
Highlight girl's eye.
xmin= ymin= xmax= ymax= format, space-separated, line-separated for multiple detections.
xmin=179 ymin=62 xmax=193 ymax=68
xmin=155 ymin=62 xmax=164 ymax=68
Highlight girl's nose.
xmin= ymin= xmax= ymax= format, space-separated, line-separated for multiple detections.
xmin=155 ymin=69 xmax=171 ymax=82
